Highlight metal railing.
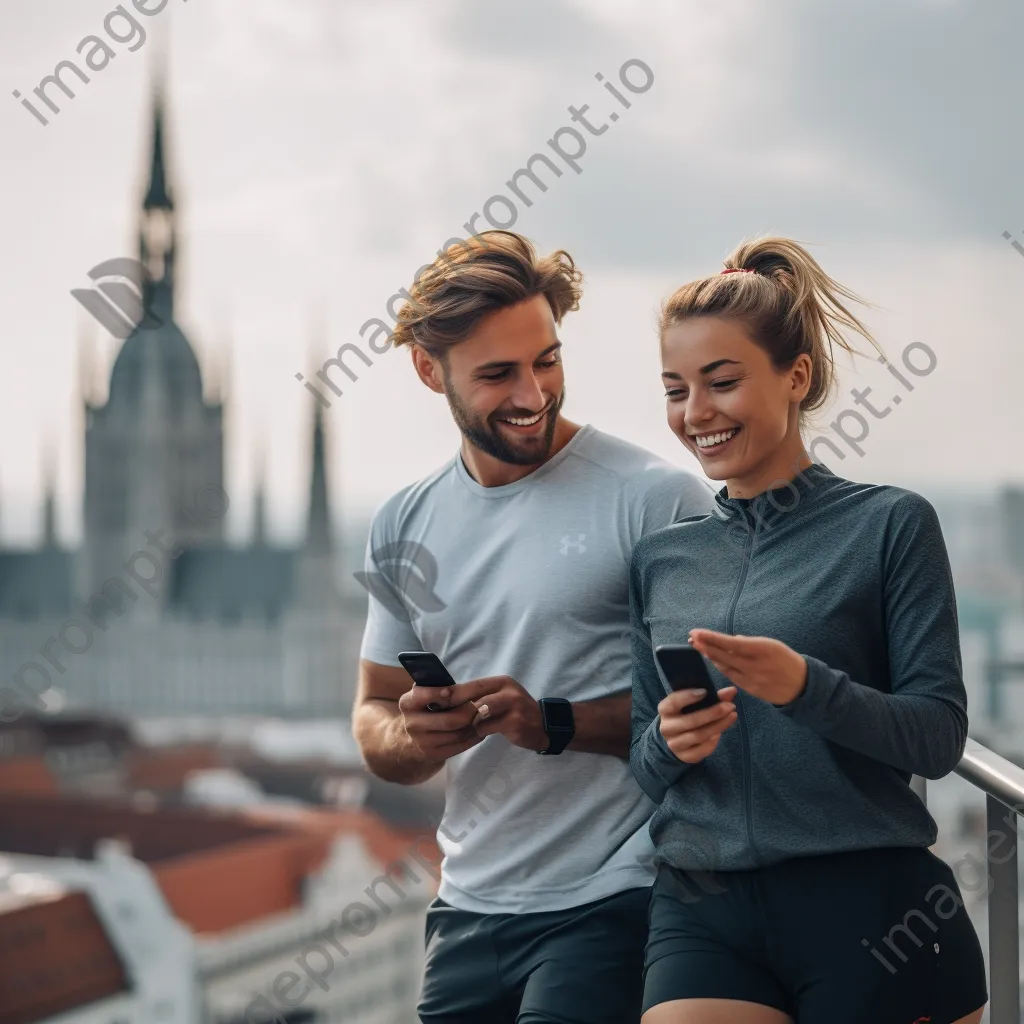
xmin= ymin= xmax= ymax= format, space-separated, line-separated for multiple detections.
xmin=922 ymin=738 xmax=1024 ymax=1024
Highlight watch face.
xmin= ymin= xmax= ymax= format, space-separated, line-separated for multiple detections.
xmin=543 ymin=700 xmax=574 ymax=729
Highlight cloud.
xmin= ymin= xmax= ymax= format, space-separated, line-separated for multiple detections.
xmin=438 ymin=0 xmax=612 ymax=60
xmin=389 ymin=0 xmax=1024 ymax=272
xmin=1 ymin=0 xmax=1021 ymax=527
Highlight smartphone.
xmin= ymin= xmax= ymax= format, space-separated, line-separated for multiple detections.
xmin=397 ymin=651 xmax=457 ymax=712
xmin=654 ymin=644 xmax=720 ymax=711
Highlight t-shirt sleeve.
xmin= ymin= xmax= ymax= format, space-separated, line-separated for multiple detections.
xmin=631 ymin=466 xmax=716 ymax=546
xmin=357 ymin=508 xmax=423 ymax=667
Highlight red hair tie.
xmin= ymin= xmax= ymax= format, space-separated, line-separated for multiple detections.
xmin=721 ymin=268 xmax=754 ymax=275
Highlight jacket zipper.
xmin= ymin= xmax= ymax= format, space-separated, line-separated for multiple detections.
xmin=726 ymin=508 xmax=761 ymax=863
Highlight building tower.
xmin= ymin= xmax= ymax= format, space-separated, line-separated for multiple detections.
xmin=283 ymin=355 xmax=347 ymax=713
xmin=77 ymin=81 xmax=225 ymax=608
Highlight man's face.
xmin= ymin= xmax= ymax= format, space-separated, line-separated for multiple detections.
xmin=432 ymin=294 xmax=566 ymax=466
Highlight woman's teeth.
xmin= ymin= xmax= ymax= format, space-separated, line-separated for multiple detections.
xmin=695 ymin=427 xmax=740 ymax=449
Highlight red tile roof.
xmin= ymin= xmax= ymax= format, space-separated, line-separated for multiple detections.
xmin=125 ymin=743 xmax=224 ymax=792
xmin=0 ymin=795 xmax=439 ymax=937
xmin=0 ymin=888 xmax=129 ymax=1024
xmin=0 ymin=757 xmax=57 ymax=797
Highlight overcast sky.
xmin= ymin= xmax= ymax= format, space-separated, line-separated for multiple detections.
xmin=0 ymin=0 xmax=1021 ymax=546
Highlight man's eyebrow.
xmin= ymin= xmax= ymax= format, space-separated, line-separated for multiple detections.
xmin=475 ymin=339 xmax=562 ymax=372
xmin=661 ymin=358 xmax=741 ymax=380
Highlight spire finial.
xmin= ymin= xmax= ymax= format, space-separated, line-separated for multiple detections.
xmin=143 ymin=71 xmax=173 ymax=212
xmin=139 ymin=58 xmax=176 ymax=320
xmin=305 ymin=308 xmax=332 ymax=553
xmin=41 ymin=436 xmax=58 ymax=549
xmin=252 ymin=436 xmax=268 ymax=547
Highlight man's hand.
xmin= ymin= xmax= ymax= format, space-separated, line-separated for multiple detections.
xmin=445 ymin=676 xmax=548 ymax=753
xmin=658 ymin=686 xmax=738 ymax=764
xmin=397 ymin=682 xmax=486 ymax=761
xmin=689 ymin=629 xmax=808 ymax=706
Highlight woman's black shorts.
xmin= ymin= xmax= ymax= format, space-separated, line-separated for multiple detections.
xmin=642 ymin=846 xmax=987 ymax=1024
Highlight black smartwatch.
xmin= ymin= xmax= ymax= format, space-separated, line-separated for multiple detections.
xmin=537 ymin=697 xmax=575 ymax=755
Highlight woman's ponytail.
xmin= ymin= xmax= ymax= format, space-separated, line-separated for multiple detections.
xmin=660 ymin=237 xmax=883 ymax=418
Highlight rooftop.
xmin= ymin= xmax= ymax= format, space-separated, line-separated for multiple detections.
xmin=0 ymin=884 xmax=128 ymax=1024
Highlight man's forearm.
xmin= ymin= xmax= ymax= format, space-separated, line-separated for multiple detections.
xmin=566 ymin=691 xmax=632 ymax=758
xmin=354 ymin=700 xmax=445 ymax=785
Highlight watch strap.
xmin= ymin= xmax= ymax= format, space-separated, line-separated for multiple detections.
xmin=538 ymin=698 xmax=574 ymax=755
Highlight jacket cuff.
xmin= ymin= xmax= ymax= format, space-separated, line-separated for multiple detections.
xmin=650 ymin=719 xmax=690 ymax=782
xmin=776 ymin=655 xmax=839 ymax=726
xmin=636 ymin=719 xmax=689 ymax=803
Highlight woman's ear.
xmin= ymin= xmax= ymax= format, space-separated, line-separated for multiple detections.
xmin=789 ymin=353 xmax=813 ymax=404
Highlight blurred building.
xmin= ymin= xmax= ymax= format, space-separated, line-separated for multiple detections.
xmin=0 ymin=710 xmax=444 ymax=829
xmin=1000 ymin=485 xmax=1024 ymax=577
xmin=0 ymin=880 xmax=138 ymax=1024
xmin=0 ymin=794 xmax=434 ymax=1024
xmin=928 ymin=486 xmax=1024 ymax=743
xmin=0 ymin=85 xmax=368 ymax=724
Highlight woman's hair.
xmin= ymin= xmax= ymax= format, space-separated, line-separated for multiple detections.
xmin=658 ymin=237 xmax=884 ymax=418
xmin=391 ymin=231 xmax=585 ymax=360
xmin=390 ymin=230 xmax=584 ymax=359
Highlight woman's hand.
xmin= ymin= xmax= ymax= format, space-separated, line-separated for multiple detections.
xmin=689 ymin=629 xmax=808 ymax=706
xmin=658 ymin=686 xmax=738 ymax=763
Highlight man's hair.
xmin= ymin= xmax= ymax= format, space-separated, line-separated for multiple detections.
xmin=390 ymin=231 xmax=583 ymax=358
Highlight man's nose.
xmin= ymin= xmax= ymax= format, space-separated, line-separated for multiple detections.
xmin=509 ymin=373 xmax=547 ymax=412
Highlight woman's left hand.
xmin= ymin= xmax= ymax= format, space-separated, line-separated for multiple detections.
xmin=688 ymin=629 xmax=808 ymax=706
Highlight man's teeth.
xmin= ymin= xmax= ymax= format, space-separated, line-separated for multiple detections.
xmin=695 ymin=427 xmax=740 ymax=448
xmin=503 ymin=410 xmax=546 ymax=426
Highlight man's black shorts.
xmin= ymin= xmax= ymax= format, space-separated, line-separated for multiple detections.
xmin=417 ymin=885 xmax=650 ymax=1024
xmin=643 ymin=845 xmax=988 ymax=1023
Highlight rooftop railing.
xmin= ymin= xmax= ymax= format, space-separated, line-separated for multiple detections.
xmin=921 ymin=738 xmax=1024 ymax=1024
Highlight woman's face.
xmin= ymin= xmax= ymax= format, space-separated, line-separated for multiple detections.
xmin=660 ymin=316 xmax=808 ymax=487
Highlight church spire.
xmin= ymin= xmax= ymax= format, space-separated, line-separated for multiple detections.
xmin=253 ymin=485 xmax=268 ymax=547
xmin=41 ymin=440 xmax=58 ymax=549
xmin=139 ymin=66 xmax=176 ymax=326
xmin=143 ymin=87 xmax=173 ymax=212
xmin=252 ymin=437 xmax=268 ymax=547
xmin=304 ymin=310 xmax=332 ymax=554
xmin=305 ymin=400 xmax=331 ymax=554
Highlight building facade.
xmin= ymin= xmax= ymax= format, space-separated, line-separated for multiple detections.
xmin=0 ymin=799 xmax=430 ymax=1024
xmin=0 ymin=86 xmax=367 ymax=722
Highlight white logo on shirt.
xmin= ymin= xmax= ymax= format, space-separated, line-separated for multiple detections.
xmin=559 ymin=533 xmax=587 ymax=555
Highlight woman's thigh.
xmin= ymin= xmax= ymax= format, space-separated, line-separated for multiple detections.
xmin=639 ymin=993 xmax=985 ymax=1023
xmin=641 ymin=865 xmax=795 ymax=1019
xmin=642 ymin=998 xmax=792 ymax=1024
xmin=643 ymin=851 xmax=988 ymax=1024
xmin=765 ymin=847 xmax=988 ymax=1024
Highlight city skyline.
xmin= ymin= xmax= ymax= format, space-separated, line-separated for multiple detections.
xmin=1 ymin=0 xmax=1022 ymax=549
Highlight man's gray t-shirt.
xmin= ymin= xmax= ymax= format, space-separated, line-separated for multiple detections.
xmin=359 ymin=423 xmax=714 ymax=914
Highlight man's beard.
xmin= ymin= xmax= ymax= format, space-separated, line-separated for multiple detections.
xmin=443 ymin=373 xmax=566 ymax=467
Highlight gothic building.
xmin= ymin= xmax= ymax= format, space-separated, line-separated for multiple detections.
xmin=0 ymin=87 xmax=367 ymax=720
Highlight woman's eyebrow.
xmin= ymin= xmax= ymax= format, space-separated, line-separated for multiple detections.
xmin=661 ymin=359 xmax=742 ymax=380
xmin=699 ymin=359 xmax=742 ymax=374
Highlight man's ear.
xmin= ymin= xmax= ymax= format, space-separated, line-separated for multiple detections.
xmin=410 ymin=344 xmax=446 ymax=394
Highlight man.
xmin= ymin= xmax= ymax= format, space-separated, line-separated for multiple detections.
xmin=352 ymin=229 xmax=714 ymax=1023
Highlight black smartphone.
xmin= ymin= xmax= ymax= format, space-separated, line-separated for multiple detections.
xmin=654 ymin=644 xmax=720 ymax=711
xmin=397 ymin=651 xmax=457 ymax=712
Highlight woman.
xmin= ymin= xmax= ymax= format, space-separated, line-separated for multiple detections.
xmin=628 ymin=237 xmax=987 ymax=1024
